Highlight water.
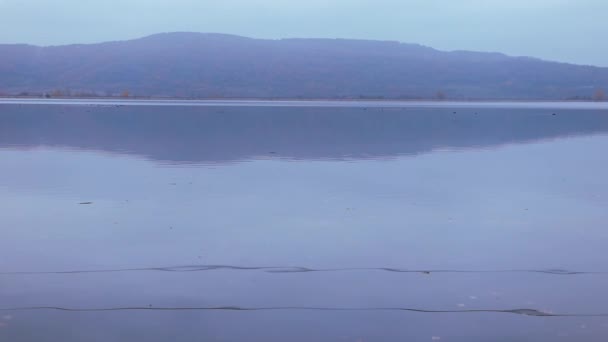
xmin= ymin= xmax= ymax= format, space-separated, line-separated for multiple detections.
xmin=1 ymin=101 xmax=608 ymax=341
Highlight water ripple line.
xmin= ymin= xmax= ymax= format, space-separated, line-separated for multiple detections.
xmin=0 ymin=265 xmax=604 ymax=276
xmin=0 ymin=306 xmax=606 ymax=317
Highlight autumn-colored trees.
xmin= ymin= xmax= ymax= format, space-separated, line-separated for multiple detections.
xmin=593 ymin=89 xmax=606 ymax=101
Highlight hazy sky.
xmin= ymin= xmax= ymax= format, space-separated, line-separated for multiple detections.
xmin=0 ymin=0 xmax=606 ymax=66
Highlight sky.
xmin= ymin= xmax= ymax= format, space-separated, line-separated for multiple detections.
xmin=0 ymin=0 xmax=606 ymax=67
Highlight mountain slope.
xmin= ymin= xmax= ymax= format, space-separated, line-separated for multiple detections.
xmin=0 ymin=32 xmax=607 ymax=99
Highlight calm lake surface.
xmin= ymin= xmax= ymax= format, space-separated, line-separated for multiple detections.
xmin=1 ymin=100 xmax=608 ymax=341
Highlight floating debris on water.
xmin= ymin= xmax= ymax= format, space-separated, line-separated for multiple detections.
xmin=506 ymin=309 xmax=554 ymax=316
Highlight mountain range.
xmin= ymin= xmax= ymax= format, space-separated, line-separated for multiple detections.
xmin=0 ymin=32 xmax=607 ymax=100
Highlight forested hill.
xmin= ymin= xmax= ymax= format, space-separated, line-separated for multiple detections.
xmin=0 ymin=32 xmax=607 ymax=100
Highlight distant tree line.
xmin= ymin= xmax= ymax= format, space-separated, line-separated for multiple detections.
xmin=36 ymin=89 xmax=133 ymax=98
xmin=1 ymin=88 xmax=606 ymax=101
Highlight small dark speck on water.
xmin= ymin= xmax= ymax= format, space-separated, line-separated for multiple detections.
xmin=79 ymin=202 xmax=93 ymax=205
xmin=552 ymin=113 xmax=557 ymax=116
xmin=269 ymin=152 xmax=277 ymax=154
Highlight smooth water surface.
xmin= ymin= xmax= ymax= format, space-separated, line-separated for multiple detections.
xmin=1 ymin=102 xmax=608 ymax=341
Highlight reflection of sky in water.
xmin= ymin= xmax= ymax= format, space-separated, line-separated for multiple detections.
xmin=1 ymin=104 xmax=608 ymax=341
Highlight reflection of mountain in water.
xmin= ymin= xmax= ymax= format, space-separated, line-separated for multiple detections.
xmin=1 ymin=104 xmax=608 ymax=164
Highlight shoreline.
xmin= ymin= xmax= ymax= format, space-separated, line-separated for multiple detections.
xmin=0 ymin=95 xmax=605 ymax=103
xmin=1 ymin=97 xmax=608 ymax=110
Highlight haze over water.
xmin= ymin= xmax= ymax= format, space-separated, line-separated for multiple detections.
xmin=1 ymin=101 xmax=608 ymax=341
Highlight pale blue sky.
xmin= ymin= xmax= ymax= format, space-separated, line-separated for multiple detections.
xmin=0 ymin=0 xmax=606 ymax=66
